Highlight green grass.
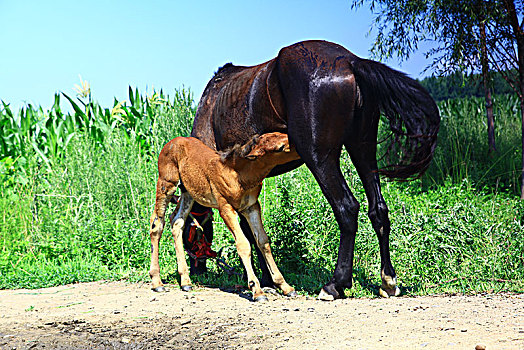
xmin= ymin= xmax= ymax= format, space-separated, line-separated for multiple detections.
xmin=424 ymin=94 xmax=522 ymax=192
xmin=0 ymin=90 xmax=522 ymax=297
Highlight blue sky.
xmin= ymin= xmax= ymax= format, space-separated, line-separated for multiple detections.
xmin=0 ymin=0 xmax=432 ymax=112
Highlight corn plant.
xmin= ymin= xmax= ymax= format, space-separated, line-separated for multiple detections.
xmin=0 ymin=86 xmax=195 ymax=174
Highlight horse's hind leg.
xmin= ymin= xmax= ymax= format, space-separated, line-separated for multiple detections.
xmin=241 ymin=202 xmax=296 ymax=297
xmin=289 ymin=121 xmax=359 ymax=300
xmin=169 ymin=191 xmax=194 ymax=292
xmin=282 ymin=70 xmax=360 ymax=300
xmin=149 ymin=178 xmax=177 ymax=292
xmin=300 ymin=154 xmax=360 ymax=300
xmin=346 ymin=141 xmax=400 ymax=297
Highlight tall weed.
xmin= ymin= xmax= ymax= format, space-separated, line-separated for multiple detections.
xmin=425 ymin=94 xmax=521 ymax=193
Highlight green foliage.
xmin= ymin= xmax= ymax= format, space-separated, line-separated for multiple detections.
xmin=420 ymin=71 xmax=515 ymax=101
xmin=0 ymin=87 xmax=194 ymax=172
xmin=0 ymin=89 xmax=522 ymax=298
xmin=387 ymin=181 xmax=523 ymax=294
xmin=350 ymin=0 xmax=517 ymax=76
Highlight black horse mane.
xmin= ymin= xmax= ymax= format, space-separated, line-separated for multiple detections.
xmin=218 ymin=135 xmax=260 ymax=162
xmin=212 ymin=62 xmax=254 ymax=85
xmin=214 ymin=63 xmax=236 ymax=78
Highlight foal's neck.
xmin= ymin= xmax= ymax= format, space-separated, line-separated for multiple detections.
xmin=223 ymin=157 xmax=274 ymax=187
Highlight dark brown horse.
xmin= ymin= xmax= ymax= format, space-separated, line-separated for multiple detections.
xmin=190 ymin=40 xmax=440 ymax=300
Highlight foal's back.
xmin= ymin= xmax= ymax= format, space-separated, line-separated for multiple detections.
xmin=158 ymin=137 xmax=221 ymax=200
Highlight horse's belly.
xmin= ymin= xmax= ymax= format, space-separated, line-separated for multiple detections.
xmin=193 ymin=192 xmax=218 ymax=209
xmin=236 ymin=190 xmax=260 ymax=212
xmin=179 ymin=173 xmax=219 ymax=209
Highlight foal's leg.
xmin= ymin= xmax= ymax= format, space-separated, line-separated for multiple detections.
xmin=149 ymin=179 xmax=177 ymax=292
xmin=347 ymin=141 xmax=400 ymax=297
xmin=219 ymin=203 xmax=267 ymax=302
xmin=241 ymin=202 xmax=296 ymax=297
xmin=240 ymin=216 xmax=274 ymax=288
xmin=169 ymin=191 xmax=194 ymax=292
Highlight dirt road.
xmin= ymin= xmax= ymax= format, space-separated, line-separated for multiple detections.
xmin=0 ymin=281 xmax=522 ymax=349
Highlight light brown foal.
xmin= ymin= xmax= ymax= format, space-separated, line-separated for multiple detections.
xmin=148 ymin=132 xmax=300 ymax=301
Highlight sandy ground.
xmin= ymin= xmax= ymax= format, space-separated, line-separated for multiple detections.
xmin=0 ymin=281 xmax=522 ymax=349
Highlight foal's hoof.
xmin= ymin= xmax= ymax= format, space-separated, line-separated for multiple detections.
xmin=181 ymin=285 xmax=193 ymax=292
xmin=379 ymin=286 xmax=401 ymax=298
xmin=285 ymin=290 xmax=298 ymax=298
xmin=262 ymin=287 xmax=279 ymax=296
xmin=152 ymin=286 xmax=167 ymax=293
xmin=253 ymin=295 xmax=269 ymax=303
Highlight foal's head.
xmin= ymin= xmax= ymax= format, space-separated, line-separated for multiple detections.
xmin=243 ymin=132 xmax=294 ymax=160
xmin=219 ymin=132 xmax=298 ymax=169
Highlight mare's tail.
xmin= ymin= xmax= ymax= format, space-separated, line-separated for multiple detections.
xmin=350 ymin=58 xmax=440 ymax=179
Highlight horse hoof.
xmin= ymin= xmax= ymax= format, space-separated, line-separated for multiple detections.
xmin=262 ymin=287 xmax=278 ymax=296
xmin=317 ymin=288 xmax=335 ymax=301
xmin=181 ymin=285 xmax=193 ymax=292
xmin=254 ymin=295 xmax=269 ymax=303
xmin=285 ymin=290 xmax=298 ymax=298
xmin=152 ymin=286 xmax=166 ymax=293
xmin=379 ymin=286 xmax=401 ymax=298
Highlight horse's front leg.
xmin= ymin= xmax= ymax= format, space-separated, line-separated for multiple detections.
xmin=241 ymin=202 xmax=296 ymax=297
xmin=239 ymin=216 xmax=274 ymax=288
xmin=169 ymin=191 xmax=194 ymax=292
xmin=348 ymin=146 xmax=400 ymax=297
xmin=219 ymin=202 xmax=267 ymax=302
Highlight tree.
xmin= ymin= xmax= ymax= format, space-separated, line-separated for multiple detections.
xmin=503 ymin=0 xmax=524 ymax=199
xmin=352 ymin=0 xmax=524 ymax=198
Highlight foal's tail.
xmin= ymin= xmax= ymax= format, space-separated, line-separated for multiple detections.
xmin=350 ymin=58 xmax=440 ymax=180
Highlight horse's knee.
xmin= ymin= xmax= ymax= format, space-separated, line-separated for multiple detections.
xmin=150 ymin=215 xmax=164 ymax=237
xmin=348 ymin=199 xmax=360 ymax=216
xmin=255 ymin=232 xmax=269 ymax=246
xmin=171 ymin=217 xmax=184 ymax=232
